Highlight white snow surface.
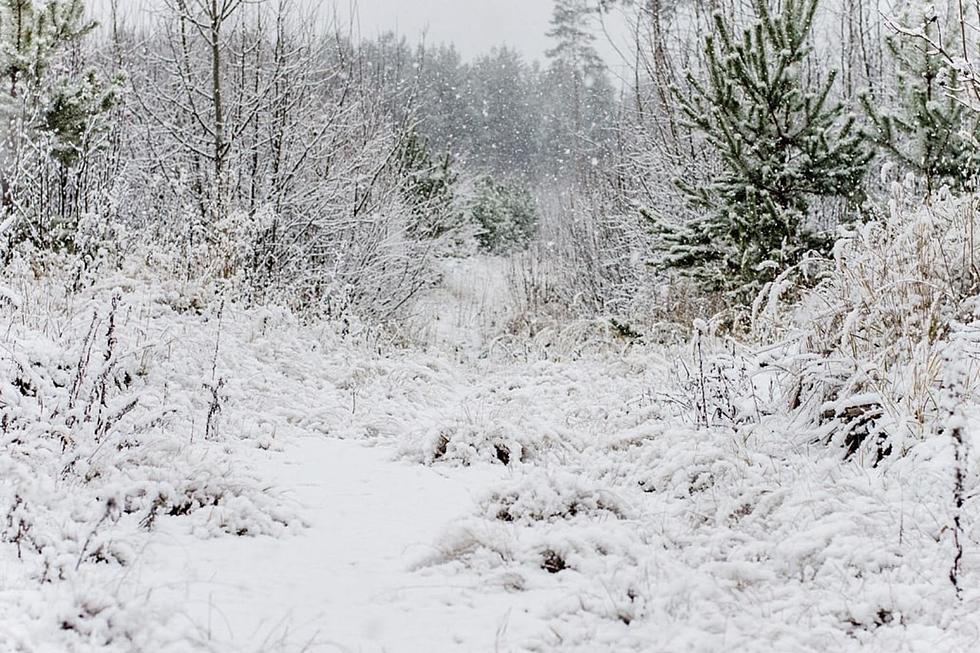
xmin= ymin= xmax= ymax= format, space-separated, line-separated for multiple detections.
xmin=143 ymin=438 xmax=516 ymax=652
xmin=3 ymin=259 xmax=980 ymax=652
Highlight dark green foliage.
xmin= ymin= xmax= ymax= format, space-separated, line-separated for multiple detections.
xmin=43 ymin=69 xmax=117 ymax=168
xmin=470 ymin=176 xmax=537 ymax=253
xmin=1 ymin=0 xmax=95 ymax=96
xmin=662 ymin=0 xmax=871 ymax=297
xmin=862 ymin=7 xmax=980 ymax=194
xmin=609 ymin=318 xmax=642 ymax=341
xmin=395 ymin=129 xmax=462 ymax=240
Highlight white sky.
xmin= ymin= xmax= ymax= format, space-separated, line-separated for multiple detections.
xmin=341 ymin=0 xmax=556 ymax=61
xmin=341 ymin=0 xmax=632 ymax=68
xmin=90 ymin=0 xmax=630 ymax=68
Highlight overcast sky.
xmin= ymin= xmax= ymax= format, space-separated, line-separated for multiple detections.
xmin=343 ymin=0 xmax=631 ymax=68
xmin=342 ymin=0 xmax=556 ymax=61
xmin=91 ymin=0 xmax=629 ymax=68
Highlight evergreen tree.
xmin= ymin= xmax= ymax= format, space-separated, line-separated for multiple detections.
xmin=862 ymin=2 xmax=980 ymax=194
xmin=1 ymin=0 xmax=95 ymax=97
xmin=395 ymin=129 xmax=463 ymax=241
xmin=417 ymin=44 xmax=471 ymax=161
xmin=466 ymin=47 xmax=540 ymax=179
xmin=42 ymin=68 xmax=116 ymax=168
xmin=546 ymin=0 xmax=606 ymax=86
xmin=470 ymin=176 xmax=538 ymax=253
xmin=0 ymin=0 xmax=115 ymax=246
xmin=542 ymin=0 xmax=615 ymax=182
xmin=661 ymin=0 xmax=870 ymax=297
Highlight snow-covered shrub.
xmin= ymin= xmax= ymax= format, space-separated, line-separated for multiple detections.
xmin=110 ymin=18 xmax=470 ymax=326
xmin=753 ymin=185 xmax=980 ymax=459
xmin=0 ymin=265 xmax=295 ymax=592
xmin=501 ymin=186 xmax=665 ymax=341
xmin=416 ymin=466 xmax=641 ymax=579
xmin=470 ymin=175 xmax=538 ymax=253
xmin=660 ymin=323 xmax=773 ymax=428
xmin=485 ymin=470 xmax=630 ymax=524
xmin=414 ymin=419 xmax=555 ymax=467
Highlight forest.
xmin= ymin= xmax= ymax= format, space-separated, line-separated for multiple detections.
xmin=2 ymin=0 xmax=980 ymax=651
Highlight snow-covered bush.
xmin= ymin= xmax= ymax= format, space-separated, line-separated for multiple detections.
xmin=416 ymin=466 xmax=640 ymax=581
xmin=753 ymin=185 xmax=980 ymax=459
xmin=502 ymin=186 xmax=662 ymax=337
xmin=128 ymin=93 xmax=459 ymax=322
xmin=409 ymin=416 xmax=558 ymax=467
xmin=0 ymin=262 xmax=297 ymax=642
xmin=470 ymin=175 xmax=538 ymax=253
xmin=485 ymin=470 xmax=630 ymax=524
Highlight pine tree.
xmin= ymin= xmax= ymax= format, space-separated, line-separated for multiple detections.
xmin=662 ymin=0 xmax=870 ymax=297
xmin=543 ymin=0 xmax=614 ymax=182
xmin=417 ymin=44 xmax=470 ymax=163
xmin=0 ymin=0 xmax=113 ymax=245
xmin=466 ymin=47 xmax=540 ymax=179
xmin=42 ymin=68 xmax=116 ymax=168
xmin=862 ymin=2 xmax=980 ymax=194
xmin=1 ymin=0 xmax=35 ymax=97
xmin=0 ymin=0 xmax=94 ymax=97
xmin=0 ymin=0 xmax=104 ymax=159
xmin=396 ymin=129 xmax=463 ymax=241
xmin=470 ymin=175 xmax=538 ymax=253
xmin=546 ymin=0 xmax=605 ymax=76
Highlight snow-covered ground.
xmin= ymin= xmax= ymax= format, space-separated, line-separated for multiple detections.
xmin=142 ymin=437 xmax=517 ymax=652
xmin=3 ymin=257 xmax=980 ymax=652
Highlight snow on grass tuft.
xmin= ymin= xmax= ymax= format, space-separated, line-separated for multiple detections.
xmin=1 ymin=264 xmax=307 ymax=649
xmin=6 ymin=205 xmax=980 ymax=651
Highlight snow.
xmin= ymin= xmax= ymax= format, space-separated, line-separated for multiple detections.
xmin=3 ymin=256 xmax=980 ymax=652
xmin=10 ymin=0 xmax=980 ymax=648
xmin=141 ymin=437 xmax=513 ymax=652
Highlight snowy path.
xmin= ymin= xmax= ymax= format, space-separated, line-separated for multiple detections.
xmin=143 ymin=436 xmax=521 ymax=652
xmin=11 ymin=270 xmax=979 ymax=652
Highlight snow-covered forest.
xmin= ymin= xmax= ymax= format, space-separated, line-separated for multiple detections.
xmin=3 ymin=0 xmax=980 ymax=650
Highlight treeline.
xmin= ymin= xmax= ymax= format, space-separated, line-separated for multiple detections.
xmin=614 ymin=0 xmax=980 ymax=308
xmin=0 ymin=0 xmax=623 ymax=321
xmin=7 ymin=0 xmax=980 ymax=326
xmin=361 ymin=34 xmax=615 ymax=184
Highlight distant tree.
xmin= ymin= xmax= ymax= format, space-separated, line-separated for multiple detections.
xmin=542 ymin=0 xmax=615 ymax=183
xmin=863 ymin=2 xmax=980 ymax=194
xmin=358 ymin=32 xmax=419 ymax=129
xmin=662 ymin=0 xmax=871 ymax=297
xmin=416 ymin=44 xmax=470 ymax=158
xmin=395 ymin=129 xmax=463 ymax=241
xmin=466 ymin=47 xmax=541 ymax=178
xmin=470 ymin=176 xmax=537 ymax=253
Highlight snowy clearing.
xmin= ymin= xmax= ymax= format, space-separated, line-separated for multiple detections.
xmin=6 ymin=0 xmax=980 ymax=650
xmin=143 ymin=437 xmax=511 ymax=652
xmin=3 ymin=259 xmax=979 ymax=652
